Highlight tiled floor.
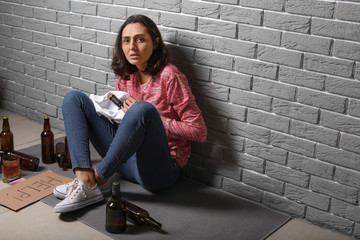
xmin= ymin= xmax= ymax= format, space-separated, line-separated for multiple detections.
xmin=0 ymin=108 xmax=355 ymax=240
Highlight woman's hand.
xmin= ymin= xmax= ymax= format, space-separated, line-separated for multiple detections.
xmin=121 ymin=94 xmax=138 ymax=113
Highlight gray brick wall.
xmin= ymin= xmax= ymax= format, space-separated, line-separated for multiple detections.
xmin=0 ymin=0 xmax=360 ymax=238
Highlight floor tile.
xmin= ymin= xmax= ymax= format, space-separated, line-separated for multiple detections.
xmin=0 ymin=182 xmax=10 ymax=215
xmin=0 ymin=201 xmax=112 ymax=240
xmin=266 ymin=218 xmax=354 ymax=240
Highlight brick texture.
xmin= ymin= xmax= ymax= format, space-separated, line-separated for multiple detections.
xmin=1 ymin=0 xmax=360 ymax=238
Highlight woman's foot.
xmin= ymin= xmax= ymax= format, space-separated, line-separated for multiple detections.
xmin=53 ymin=173 xmax=120 ymax=199
xmin=54 ymin=179 xmax=104 ymax=213
xmin=75 ymin=168 xmax=97 ymax=188
xmin=94 ymin=168 xmax=107 ymax=186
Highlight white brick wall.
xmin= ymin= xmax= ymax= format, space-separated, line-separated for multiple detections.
xmin=0 ymin=0 xmax=360 ymax=238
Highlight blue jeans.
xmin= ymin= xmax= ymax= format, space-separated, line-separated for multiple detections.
xmin=62 ymin=91 xmax=180 ymax=190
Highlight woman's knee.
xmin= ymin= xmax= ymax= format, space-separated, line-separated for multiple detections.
xmin=62 ymin=91 xmax=87 ymax=108
xmin=130 ymin=101 xmax=157 ymax=117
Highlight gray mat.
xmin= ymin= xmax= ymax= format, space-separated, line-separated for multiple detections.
xmin=17 ymin=138 xmax=291 ymax=240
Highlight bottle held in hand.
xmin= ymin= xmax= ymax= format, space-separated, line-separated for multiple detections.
xmin=108 ymin=93 xmax=123 ymax=109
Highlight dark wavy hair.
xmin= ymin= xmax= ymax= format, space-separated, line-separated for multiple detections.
xmin=111 ymin=15 xmax=169 ymax=80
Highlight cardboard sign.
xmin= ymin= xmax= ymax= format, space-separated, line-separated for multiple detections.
xmin=0 ymin=170 xmax=72 ymax=211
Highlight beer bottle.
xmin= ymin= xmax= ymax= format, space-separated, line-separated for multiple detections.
xmin=11 ymin=150 xmax=39 ymax=171
xmin=122 ymin=199 xmax=162 ymax=230
xmin=54 ymin=138 xmax=72 ymax=170
xmin=1 ymin=116 xmax=14 ymax=166
xmin=41 ymin=116 xmax=54 ymax=164
xmin=106 ymin=182 xmax=127 ymax=234
xmin=54 ymin=142 xmax=66 ymax=169
xmin=1 ymin=116 xmax=14 ymax=152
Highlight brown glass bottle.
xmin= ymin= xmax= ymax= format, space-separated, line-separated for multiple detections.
xmin=54 ymin=139 xmax=72 ymax=169
xmin=106 ymin=182 xmax=127 ymax=234
xmin=122 ymin=199 xmax=162 ymax=230
xmin=41 ymin=116 xmax=54 ymax=164
xmin=1 ymin=116 xmax=14 ymax=152
xmin=54 ymin=142 xmax=66 ymax=169
xmin=11 ymin=150 xmax=39 ymax=171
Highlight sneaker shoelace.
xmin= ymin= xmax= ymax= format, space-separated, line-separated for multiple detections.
xmin=65 ymin=179 xmax=87 ymax=200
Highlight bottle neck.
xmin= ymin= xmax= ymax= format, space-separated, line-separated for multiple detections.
xmin=144 ymin=216 xmax=162 ymax=230
xmin=43 ymin=119 xmax=51 ymax=131
xmin=112 ymin=191 xmax=121 ymax=199
xmin=111 ymin=182 xmax=121 ymax=199
xmin=2 ymin=119 xmax=10 ymax=132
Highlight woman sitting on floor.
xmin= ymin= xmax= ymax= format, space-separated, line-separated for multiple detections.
xmin=52 ymin=14 xmax=207 ymax=213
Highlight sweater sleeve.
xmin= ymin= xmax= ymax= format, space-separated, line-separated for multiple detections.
xmin=163 ymin=72 xmax=207 ymax=143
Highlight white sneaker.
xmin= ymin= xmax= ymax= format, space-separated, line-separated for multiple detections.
xmin=53 ymin=173 xmax=119 ymax=199
xmin=53 ymin=179 xmax=76 ymax=199
xmin=54 ymin=179 xmax=104 ymax=213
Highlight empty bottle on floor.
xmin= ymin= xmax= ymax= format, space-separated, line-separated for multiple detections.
xmin=1 ymin=116 xmax=14 ymax=152
xmin=54 ymin=142 xmax=66 ymax=169
xmin=11 ymin=150 xmax=39 ymax=171
xmin=122 ymin=199 xmax=162 ymax=230
xmin=106 ymin=181 xmax=127 ymax=234
xmin=41 ymin=116 xmax=54 ymax=164
xmin=1 ymin=116 xmax=14 ymax=167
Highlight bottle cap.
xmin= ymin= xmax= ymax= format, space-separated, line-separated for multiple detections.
xmin=3 ymin=116 xmax=8 ymax=120
xmin=44 ymin=116 xmax=50 ymax=120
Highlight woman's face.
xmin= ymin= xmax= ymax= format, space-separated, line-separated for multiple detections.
xmin=122 ymin=23 xmax=156 ymax=72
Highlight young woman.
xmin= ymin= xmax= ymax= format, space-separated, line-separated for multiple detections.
xmin=53 ymin=15 xmax=207 ymax=213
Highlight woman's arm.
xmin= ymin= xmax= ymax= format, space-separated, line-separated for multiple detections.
xmin=163 ymin=73 xmax=207 ymax=143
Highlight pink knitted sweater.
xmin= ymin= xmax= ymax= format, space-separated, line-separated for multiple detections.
xmin=115 ymin=64 xmax=207 ymax=168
